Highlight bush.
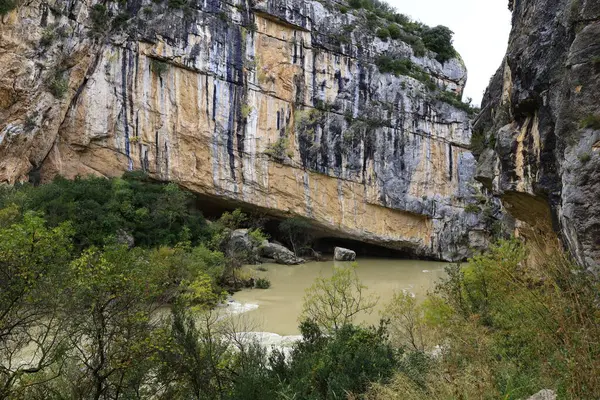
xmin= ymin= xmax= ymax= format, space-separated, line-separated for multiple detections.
xmin=48 ymin=73 xmax=69 ymax=98
xmin=387 ymin=23 xmax=401 ymax=39
xmin=0 ymin=0 xmax=16 ymax=15
xmin=578 ymin=152 xmax=592 ymax=163
xmin=438 ymin=90 xmax=479 ymax=116
xmin=301 ymin=264 xmax=378 ymax=332
xmin=270 ymin=321 xmax=397 ymax=399
xmin=40 ymin=27 xmax=55 ymax=47
xmin=580 ymin=114 xmax=600 ymax=130
xmin=254 ymin=278 xmax=271 ymax=289
xmin=376 ymin=27 xmax=390 ymax=40
xmin=421 ymin=25 xmax=456 ymax=63
xmin=376 ymin=56 xmax=432 ymax=85
xmin=278 ymin=217 xmax=314 ymax=256
xmin=150 ymin=58 xmax=168 ymax=77
xmin=464 ymin=204 xmax=481 ymax=214
xmin=90 ymin=4 xmax=108 ymax=33
xmin=248 ymin=228 xmax=268 ymax=245
xmin=264 ymin=137 xmax=290 ymax=161
xmin=4 ymin=173 xmax=209 ymax=249
xmin=168 ymin=0 xmax=188 ymax=8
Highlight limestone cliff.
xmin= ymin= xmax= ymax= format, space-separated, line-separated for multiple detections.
xmin=0 ymin=0 xmax=496 ymax=260
xmin=474 ymin=0 xmax=600 ymax=269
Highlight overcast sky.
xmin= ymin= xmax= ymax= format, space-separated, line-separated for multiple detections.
xmin=386 ymin=0 xmax=512 ymax=105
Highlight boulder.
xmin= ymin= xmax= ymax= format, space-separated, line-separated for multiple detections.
xmin=259 ymin=242 xmax=304 ymax=265
xmin=226 ymin=229 xmax=260 ymax=262
xmin=228 ymin=229 xmax=253 ymax=253
xmin=116 ymin=229 xmax=135 ymax=248
xmin=334 ymin=247 xmax=356 ymax=261
xmin=527 ymin=390 xmax=556 ymax=400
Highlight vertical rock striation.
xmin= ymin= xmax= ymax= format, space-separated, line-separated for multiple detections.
xmin=475 ymin=0 xmax=600 ymax=269
xmin=0 ymin=0 xmax=497 ymax=260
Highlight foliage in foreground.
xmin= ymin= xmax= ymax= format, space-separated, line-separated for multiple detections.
xmin=368 ymin=239 xmax=600 ymax=399
xmin=2 ymin=175 xmax=600 ymax=399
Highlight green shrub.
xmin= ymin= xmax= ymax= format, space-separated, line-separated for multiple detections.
xmin=248 ymin=228 xmax=268 ymax=245
xmin=111 ymin=12 xmax=130 ymax=30
xmin=254 ymin=278 xmax=271 ymax=289
xmin=376 ymin=27 xmax=390 ymax=40
xmin=279 ymin=217 xmax=314 ymax=256
xmin=150 ymin=58 xmax=168 ymax=76
xmin=48 ymin=73 xmax=69 ymax=99
xmin=269 ymin=321 xmax=397 ymax=399
xmin=0 ymin=0 xmax=17 ymax=15
xmin=387 ymin=23 xmax=401 ymax=39
xmin=376 ymin=56 xmax=433 ymax=86
xmin=90 ymin=4 xmax=108 ymax=32
xmin=168 ymin=0 xmax=187 ymax=8
xmin=40 ymin=27 xmax=56 ymax=47
xmin=241 ymin=103 xmax=253 ymax=119
xmin=3 ymin=173 xmax=210 ymax=249
xmin=464 ymin=203 xmax=481 ymax=214
xmin=218 ymin=208 xmax=247 ymax=229
xmin=264 ymin=137 xmax=290 ymax=161
xmin=580 ymin=114 xmax=600 ymax=130
xmin=438 ymin=90 xmax=479 ymax=116
xmin=421 ymin=25 xmax=456 ymax=63
xmin=578 ymin=152 xmax=591 ymax=163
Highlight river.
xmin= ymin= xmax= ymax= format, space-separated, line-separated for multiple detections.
xmin=232 ymin=258 xmax=448 ymax=336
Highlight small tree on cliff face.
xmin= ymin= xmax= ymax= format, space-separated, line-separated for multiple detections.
xmin=278 ymin=217 xmax=313 ymax=256
xmin=301 ymin=264 xmax=378 ymax=332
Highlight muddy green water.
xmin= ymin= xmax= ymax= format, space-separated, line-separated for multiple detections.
xmin=232 ymin=258 xmax=448 ymax=335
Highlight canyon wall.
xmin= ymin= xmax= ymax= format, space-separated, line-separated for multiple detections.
xmin=475 ymin=0 xmax=600 ymax=268
xmin=0 ymin=0 xmax=498 ymax=260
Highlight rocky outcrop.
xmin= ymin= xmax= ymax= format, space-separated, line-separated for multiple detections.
xmin=259 ymin=241 xmax=304 ymax=265
xmin=227 ymin=228 xmax=257 ymax=259
xmin=0 ymin=0 xmax=499 ymax=260
xmin=334 ymin=247 xmax=356 ymax=261
xmin=474 ymin=0 xmax=600 ymax=269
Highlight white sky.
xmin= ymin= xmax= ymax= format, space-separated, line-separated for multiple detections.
xmin=386 ymin=0 xmax=512 ymax=105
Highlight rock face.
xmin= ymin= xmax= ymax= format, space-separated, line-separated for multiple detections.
xmin=227 ymin=228 xmax=256 ymax=258
xmin=474 ymin=0 xmax=600 ymax=269
xmin=334 ymin=247 xmax=356 ymax=262
xmin=0 ymin=0 xmax=498 ymax=260
xmin=259 ymin=241 xmax=304 ymax=265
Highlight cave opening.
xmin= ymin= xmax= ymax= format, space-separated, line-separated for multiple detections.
xmin=191 ymin=191 xmax=418 ymax=260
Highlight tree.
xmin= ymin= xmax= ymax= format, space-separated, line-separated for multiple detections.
xmin=270 ymin=321 xmax=397 ymax=399
xmin=278 ymin=217 xmax=314 ymax=256
xmin=301 ymin=264 xmax=378 ymax=332
xmin=382 ymin=291 xmax=429 ymax=351
xmin=0 ymin=212 xmax=74 ymax=398
xmin=55 ymin=245 xmax=173 ymax=399
xmin=422 ymin=25 xmax=455 ymax=63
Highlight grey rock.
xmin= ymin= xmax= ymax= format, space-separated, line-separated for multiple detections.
xmin=334 ymin=247 xmax=356 ymax=262
xmin=228 ymin=229 xmax=254 ymax=253
xmin=475 ymin=0 xmax=600 ymax=269
xmin=526 ymin=389 xmax=556 ymax=400
xmin=116 ymin=229 xmax=135 ymax=248
xmin=259 ymin=242 xmax=304 ymax=265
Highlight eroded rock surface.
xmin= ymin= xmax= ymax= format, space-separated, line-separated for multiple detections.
xmin=259 ymin=241 xmax=304 ymax=265
xmin=474 ymin=0 xmax=600 ymax=269
xmin=0 ymin=0 xmax=498 ymax=260
xmin=334 ymin=247 xmax=356 ymax=262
